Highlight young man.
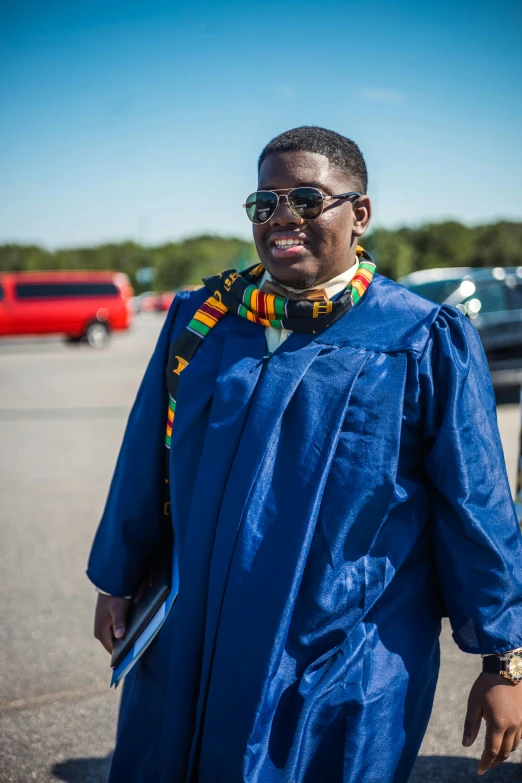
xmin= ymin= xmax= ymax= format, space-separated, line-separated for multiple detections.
xmin=89 ymin=127 xmax=522 ymax=782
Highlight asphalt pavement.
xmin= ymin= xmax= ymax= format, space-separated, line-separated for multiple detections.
xmin=0 ymin=315 xmax=521 ymax=782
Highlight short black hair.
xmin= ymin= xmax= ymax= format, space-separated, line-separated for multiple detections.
xmin=258 ymin=126 xmax=368 ymax=194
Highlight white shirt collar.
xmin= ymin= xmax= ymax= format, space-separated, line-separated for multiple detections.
xmin=259 ymin=259 xmax=359 ymax=300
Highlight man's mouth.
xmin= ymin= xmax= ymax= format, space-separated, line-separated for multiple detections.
xmin=269 ymin=233 xmax=309 ymax=258
xmin=273 ymin=238 xmax=306 ymax=248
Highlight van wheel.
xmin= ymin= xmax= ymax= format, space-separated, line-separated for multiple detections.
xmin=85 ymin=321 xmax=110 ymax=348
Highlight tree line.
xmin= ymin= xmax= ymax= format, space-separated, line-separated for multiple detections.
xmin=0 ymin=221 xmax=520 ymax=293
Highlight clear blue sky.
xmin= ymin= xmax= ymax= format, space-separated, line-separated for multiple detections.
xmin=1 ymin=0 xmax=521 ymax=249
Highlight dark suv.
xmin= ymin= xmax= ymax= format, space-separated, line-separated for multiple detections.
xmin=398 ymin=267 xmax=522 ymax=386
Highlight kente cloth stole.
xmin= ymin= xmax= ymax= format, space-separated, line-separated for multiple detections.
xmin=164 ymin=246 xmax=375 ymax=454
xmin=161 ymin=247 xmax=375 ymax=521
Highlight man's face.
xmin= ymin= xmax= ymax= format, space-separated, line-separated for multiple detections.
xmin=252 ymin=150 xmax=371 ymax=288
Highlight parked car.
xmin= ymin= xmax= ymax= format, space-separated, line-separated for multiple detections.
xmin=151 ymin=291 xmax=176 ymax=312
xmin=399 ymin=267 xmax=522 ymax=385
xmin=0 ymin=270 xmax=133 ymax=347
xmin=129 ymin=290 xmax=177 ymax=314
xmin=128 ymin=290 xmax=155 ymax=314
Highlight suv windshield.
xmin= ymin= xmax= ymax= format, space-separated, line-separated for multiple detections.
xmin=404 ymin=279 xmax=461 ymax=303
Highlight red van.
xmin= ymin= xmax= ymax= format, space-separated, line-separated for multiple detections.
xmin=0 ymin=270 xmax=133 ymax=347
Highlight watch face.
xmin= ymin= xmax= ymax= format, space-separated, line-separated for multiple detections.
xmin=508 ymin=654 xmax=522 ymax=680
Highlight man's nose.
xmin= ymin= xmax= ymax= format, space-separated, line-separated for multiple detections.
xmin=268 ymin=196 xmax=304 ymax=228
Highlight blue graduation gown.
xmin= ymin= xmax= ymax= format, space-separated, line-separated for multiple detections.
xmin=87 ymin=274 xmax=522 ymax=783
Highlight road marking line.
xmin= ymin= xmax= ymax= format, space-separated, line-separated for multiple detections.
xmin=0 ymin=406 xmax=129 ymax=421
xmin=0 ymin=684 xmax=109 ymax=712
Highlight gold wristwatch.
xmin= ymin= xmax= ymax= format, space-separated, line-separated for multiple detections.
xmin=482 ymin=649 xmax=522 ymax=683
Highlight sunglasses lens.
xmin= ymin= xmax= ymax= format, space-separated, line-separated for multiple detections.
xmin=288 ymin=188 xmax=324 ymax=219
xmin=245 ymin=192 xmax=278 ymax=224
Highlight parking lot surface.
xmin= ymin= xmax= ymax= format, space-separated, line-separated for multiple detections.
xmin=1 ymin=315 xmax=521 ymax=782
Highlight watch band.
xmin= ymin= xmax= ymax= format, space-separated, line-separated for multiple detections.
xmin=482 ymin=650 xmax=522 ymax=682
xmin=483 ymin=655 xmax=504 ymax=675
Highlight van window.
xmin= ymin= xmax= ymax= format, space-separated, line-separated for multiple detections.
xmin=507 ymin=284 xmax=522 ymax=311
xmin=462 ymin=282 xmax=507 ymax=316
xmin=0 ymin=284 xmax=4 ymax=301
xmin=402 ymin=279 xmax=460 ymax=304
xmin=15 ymin=282 xmax=119 ymax=299
xmin=471 ymin=283 xmax=507 ymax=313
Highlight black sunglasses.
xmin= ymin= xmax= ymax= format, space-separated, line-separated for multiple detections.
xmin=243 ymin=187 xmax=361 ymax=225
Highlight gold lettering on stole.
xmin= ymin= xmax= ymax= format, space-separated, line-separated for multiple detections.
xmin=312 ymin=300 xmax=333 ymax=318
xmin=224 ymin=272 xmax=240 ymax=291
xmin=172 ymin=356 xmax=189 ymax=376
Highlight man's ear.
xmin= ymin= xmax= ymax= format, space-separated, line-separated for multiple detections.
xmin=352 ymin=195 xmax=372 ymax=238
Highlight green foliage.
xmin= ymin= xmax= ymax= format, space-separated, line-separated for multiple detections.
xmin=153 ymin=236 xmax=256 ymax=291
xmin=0 ymin=222 xmax=520 ymax=288
xmin=0 ymin=236 xmax=257 ymax=293
xmin=365 ymin=220 xmax=522 ymax=278
xmin=363 ymin=229 xmax=415 ymax=279
xmin=472 ymin=222 xmax=522 ymax=268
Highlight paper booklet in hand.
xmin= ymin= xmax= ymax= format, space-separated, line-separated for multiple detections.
xmin=110 ymin=529 xmax=179 ymax=687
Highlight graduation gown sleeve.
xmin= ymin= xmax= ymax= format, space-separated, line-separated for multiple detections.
xmin=87 ymin=297 xmax=183 ymax=598
xmin=421 ymin=304 xmax=522 ymax=654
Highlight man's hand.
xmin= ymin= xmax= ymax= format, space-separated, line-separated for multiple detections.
xmin=462 ymin=671 xmax=522 ymax=775
xmin=93 ymin=593 xmax=130 ymax=654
